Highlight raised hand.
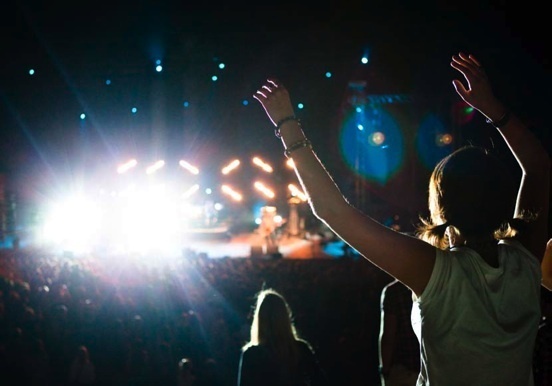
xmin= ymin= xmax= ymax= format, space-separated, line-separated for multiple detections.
xmin=450 ymin=52 xmax=502 ymax=119
xmin=253 ymin=79 xmax=296 ymax=127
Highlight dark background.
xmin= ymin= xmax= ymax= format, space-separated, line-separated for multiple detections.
xmin=0 ymin=0 xmax=550 ymax=227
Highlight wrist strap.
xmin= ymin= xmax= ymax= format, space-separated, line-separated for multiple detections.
xmin=486 ymin=111 xmax=511 ymax=128
xmin=275 ymin=115 xmax=300 ymax=138
xmin=284 ymin=139 xmax=312 ymax=158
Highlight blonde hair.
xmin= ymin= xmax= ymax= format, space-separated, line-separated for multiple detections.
xmin=416 ymin=145 xmax=530 ymax=248
xmin=243 ymin=288 xmax=308 ymax=366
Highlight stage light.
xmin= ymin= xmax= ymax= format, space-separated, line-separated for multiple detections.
xmin=179 ymin=160 xmax=200 ymax=175
xmin=325 ymin=71 xmax=332 ymax=78
xmin=369 ymin=131 xmax=385 ymax=146
xmin=286 ymin=158 xmax=295 ymax=169
xmin=252 ymin=157 xmax=273 ymax=173
xmin=211 ymin=75 xmax=218 ymax=82
xmin=29 ymin=69 xmax=35 ymax=75
xmin=39 ymin=196 xmax=103 ymax=254
xmin=253 ymin=181 xmax=275 ymax=199
xmin=182 ymin=184 xmax=200 ymax=198
xmin=131 ymin=107 xmax=137 ymax=114
xmin=221 ymin=185 xmax=243 ymax=201
xmin=117 ymin=159 xmax=138 ymax=174
xmin=436 ymin=133 xmax=453 ymax=146
xmin=80 ymin=113 xmax=86 ymax=120
xmin=218 ymin=63 xmax=225 ymax=69
xmin=105 ymin=79 xmax=111 ymax=85
xmin=288 ymin=184 xmax=307 ymax=201
xmin=146 ymin=160 xmax=165 ymax=174
xmin=221 ymin=159 xmax=240 ymax=175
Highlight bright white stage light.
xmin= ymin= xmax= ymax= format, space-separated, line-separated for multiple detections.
xmin=39 ymin=196 xmax=103 ymax=253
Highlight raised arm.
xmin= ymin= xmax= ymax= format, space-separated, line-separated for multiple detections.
xmin=541 ymin=239 xmax=552 ymax=290
xmin=253 ymin=80 xmax=435 ymax=296
xmin=450 ymin=53 xmax=550 ymax=260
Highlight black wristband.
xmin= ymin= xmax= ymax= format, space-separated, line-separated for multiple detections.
xmin=275 ymin=115 xmax=300 ymax=138
xmin=486 ymin=111 xmax=511 ymax=128
xmin=284 ymin=139 xmax=312 ymax=158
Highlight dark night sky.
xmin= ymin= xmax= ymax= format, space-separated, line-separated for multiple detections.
xmin=0 ymin=1 xmax=550 ymax=217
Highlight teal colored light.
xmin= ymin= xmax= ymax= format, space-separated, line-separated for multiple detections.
xmin=183 ymin=101 xmax=190 ymax=107
xmin=211 ymin=75 xmax=218 ymax=81
xmin=339 ymin=106 xmax=404 ymax=184
xmin=80 ymin=113 xmax=86 ymax=120
xmin=325 ymin=72 xmax=332 ymax=78
xmin=105 ymin=79 xmax=111 ymax=85
xmin=131 ymin=107 xmax=137 ymax=114
xmin=29 ymin=69 xmax=35 ymax=75
xmin=219 ymin=63 xmax=225 ymax=69
xmin=297 ymin=103 xmax=304 ymax=110
xmin=415 ymin=113 xmax=453 ymax=169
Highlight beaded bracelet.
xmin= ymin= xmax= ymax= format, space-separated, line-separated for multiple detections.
xmin=284 ymin=139 xmax=312 ymax=158
xmin=486 ymin=111 xmax=511 ymax=128
xmin=275 ymin=115 xmax=301 ymax=138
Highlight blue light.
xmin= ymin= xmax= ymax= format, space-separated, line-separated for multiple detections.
xmin=297 ymin=103 xmax=304 ymax=110
xmin=416 ymin=113 xmax=453 ymax=169
xmin=355 ymin=106 xmax=362 ymax=113
xmin=183 ymin=101 xmax=190 ymax=107
xmin=105 ymin=79 xmax=111 ymax=85
xmin=211 ymin=75 xmax=218 ymax=82
xmin=361 ymin=56 xmax=369 ymax=64
xmin=340 ymin=106 xmax=404 ymax=183
xmin=131 ymin=107 xmax=137 ymax=114
xmin=155 ymin=65 xmax=163 ymax=72
xmin=28 ymin=69 xmax=35 ymax=75
xmin=325 ymin=71 xmax=332 ymax=78
xmin=242 ymin=100 xmax=249 ymax=106
xmin=218 ymin=63 xmax=225 ymax=69
xmin=80 ymin=113 xmax=86 ymax=120
xmin=155 ymin=59 xmax=161 ymax=65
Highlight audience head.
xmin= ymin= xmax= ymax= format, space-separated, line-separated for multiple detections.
xmin=247 ymin=288 xmax=298 ymax=347
xmin=417 ymin=145 xmax=520 ymax=248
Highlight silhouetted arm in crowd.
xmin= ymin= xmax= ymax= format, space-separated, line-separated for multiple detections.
xmin=541 ymin=239 xmax=552 ymax=290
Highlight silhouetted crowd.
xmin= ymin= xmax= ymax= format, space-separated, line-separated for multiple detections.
xmin=0 ymin=247 xmax=393 ymax=386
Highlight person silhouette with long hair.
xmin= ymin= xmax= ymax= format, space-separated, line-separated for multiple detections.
xmin=237 ymin=288 xmax=328 ymax=386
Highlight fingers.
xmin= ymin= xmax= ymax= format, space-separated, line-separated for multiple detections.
xmin=253 ymin=79 xmax=284 ymax=101
xmin=451 ymin=79 xmax=469 ymax=101
xmin=451 ymin=52 xmax=484 ymax=76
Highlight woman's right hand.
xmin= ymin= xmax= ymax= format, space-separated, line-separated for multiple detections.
xmin=253 ymin=79 xmax=296 ymax=127
xmin=450 ymin=52 xmax=506 ymax=122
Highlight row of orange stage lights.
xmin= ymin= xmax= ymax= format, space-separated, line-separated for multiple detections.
xmin=115 ymin=157 xmax=308 ymax=203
